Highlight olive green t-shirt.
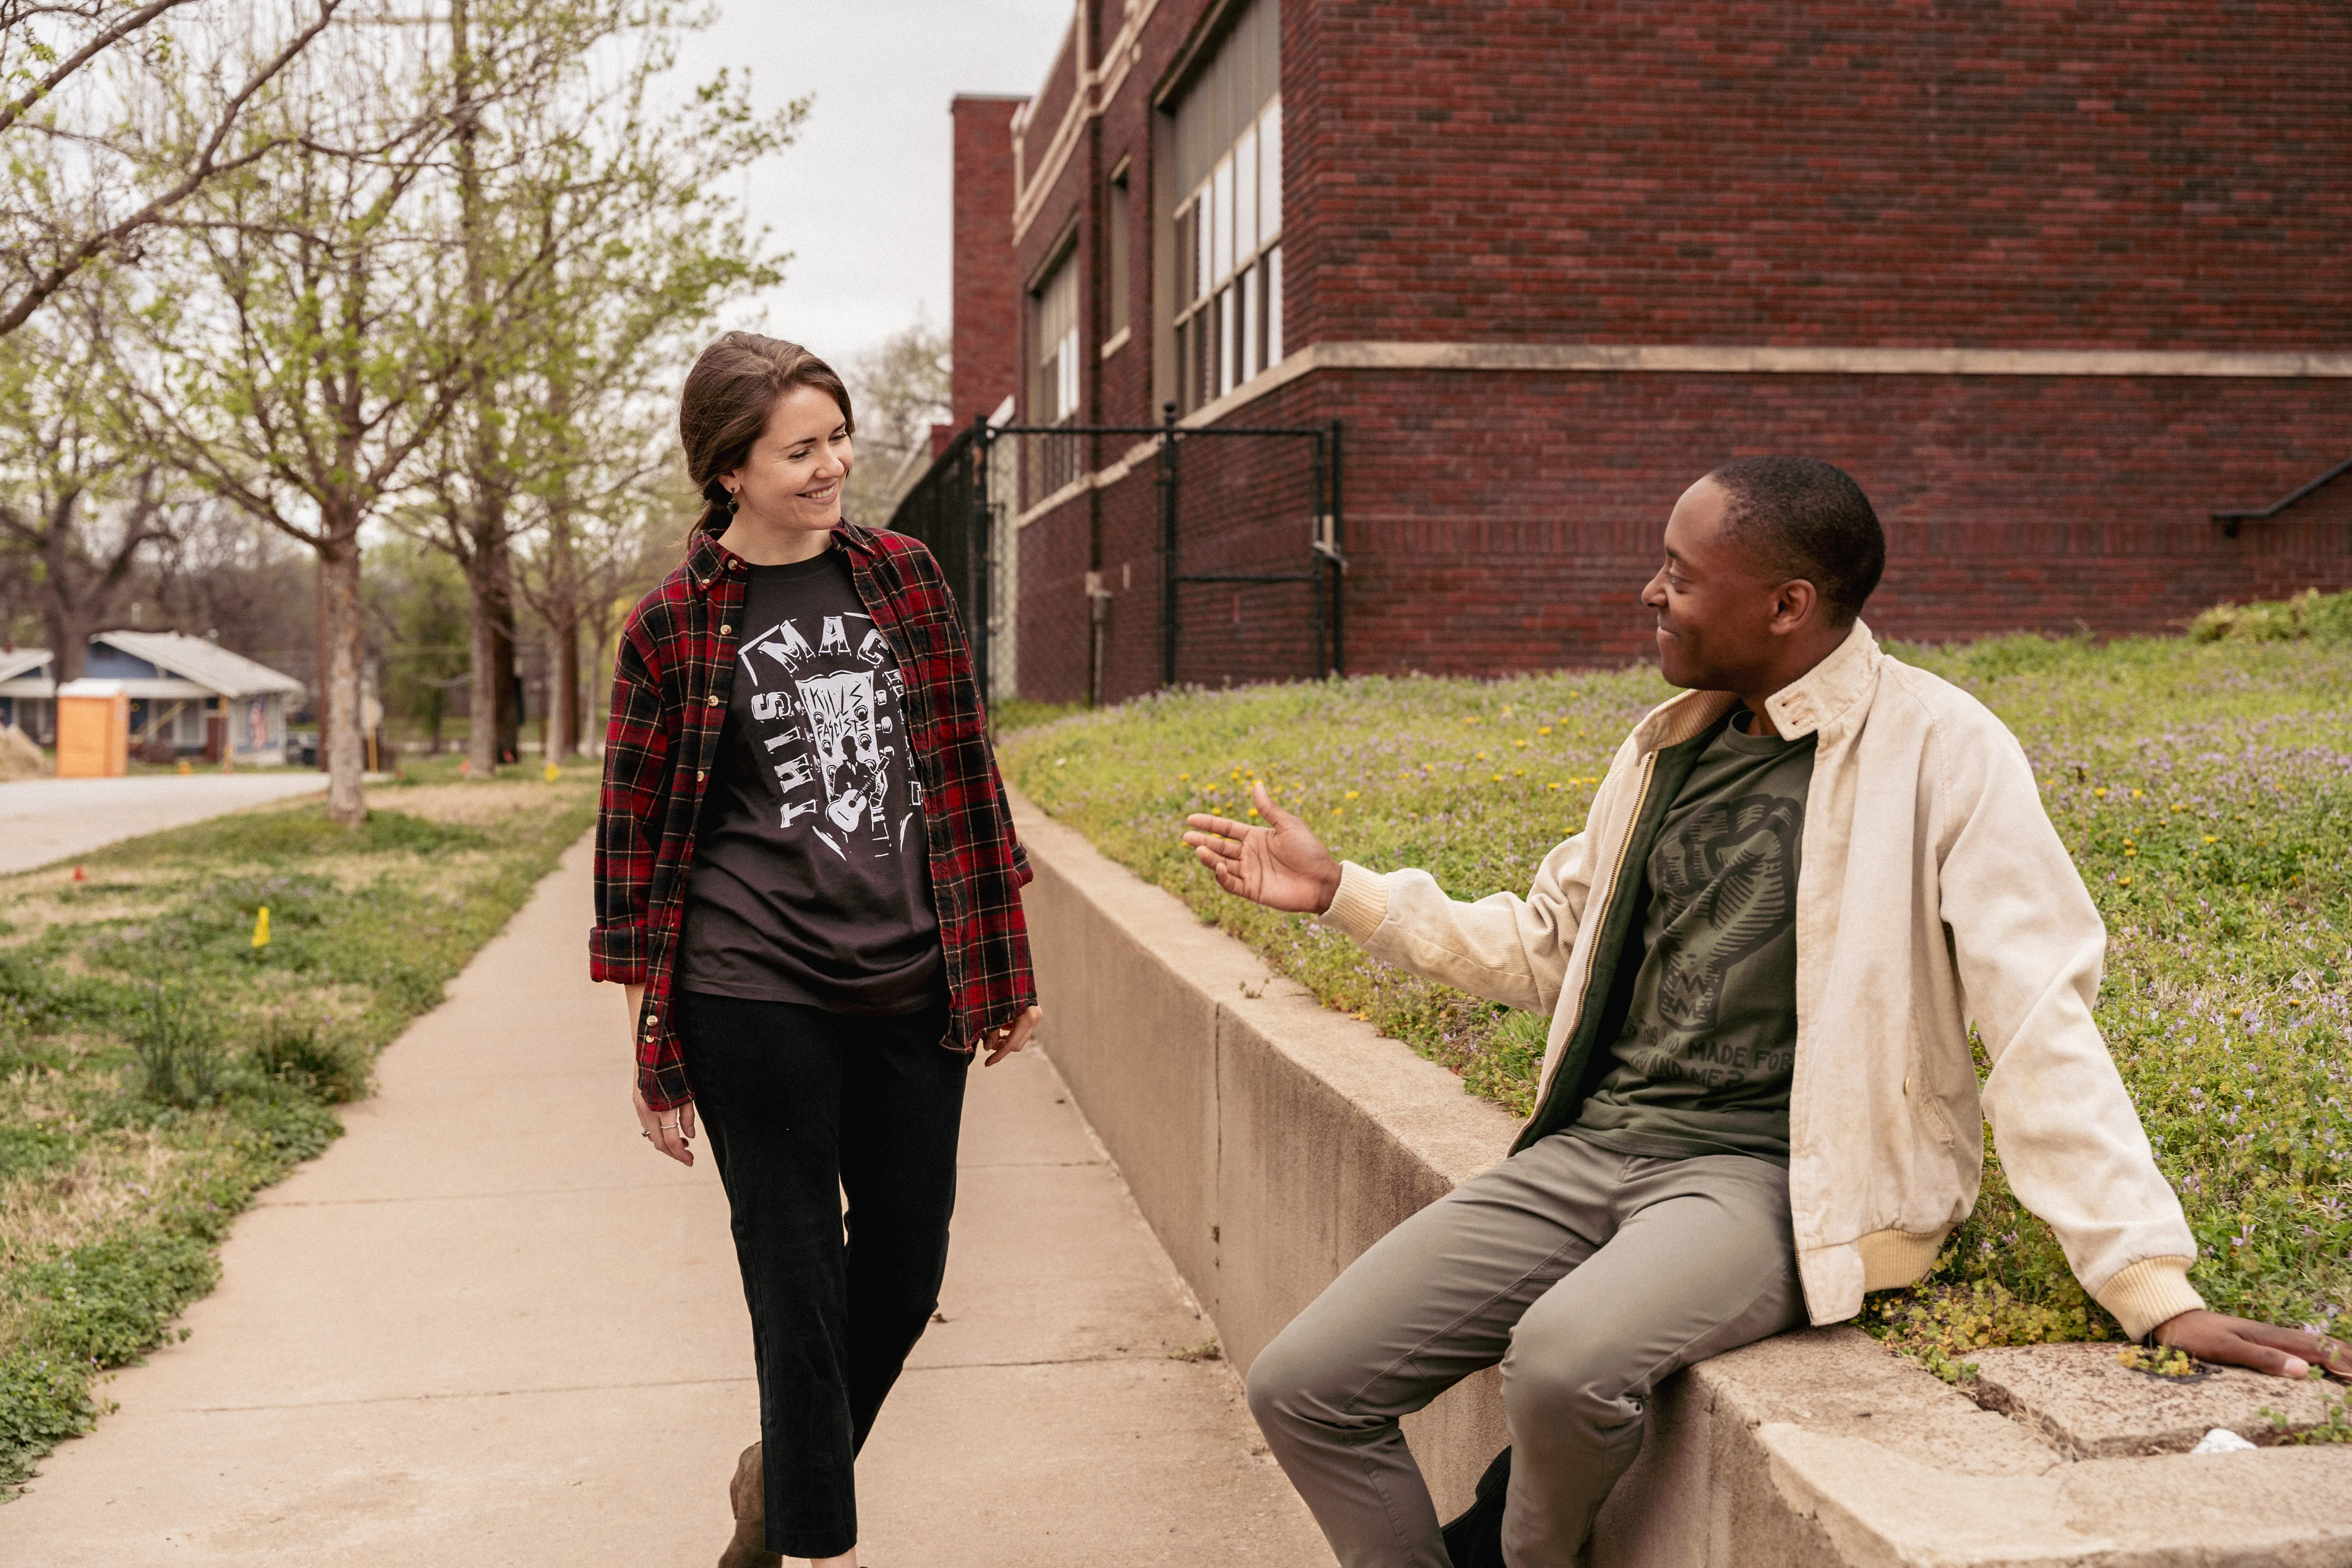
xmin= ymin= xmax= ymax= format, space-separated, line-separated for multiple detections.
xmin=1569 ymin=711 xmax=1815 ymax=1165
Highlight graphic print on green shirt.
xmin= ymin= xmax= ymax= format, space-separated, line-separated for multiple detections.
xmin=1569 ymin=710 xmax=1816 ymax=1165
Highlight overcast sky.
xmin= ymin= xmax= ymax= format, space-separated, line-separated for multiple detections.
xmin=662 ymin=0 xmax=1076 ymax=366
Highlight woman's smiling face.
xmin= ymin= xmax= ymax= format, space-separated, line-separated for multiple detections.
xmin=723 ymin=384 xmax=854 ymax=537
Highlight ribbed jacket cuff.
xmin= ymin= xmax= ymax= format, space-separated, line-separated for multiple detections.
xmin=2096 ymin=1257 xmax=2205 ymax=1342
xmin=1317 ymin=861 xmax=1389 ymax=942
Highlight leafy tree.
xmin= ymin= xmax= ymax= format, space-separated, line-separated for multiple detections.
xmin=403 ymin=0 xmax=795 ymax=773
xmin=365 ymin=536 xmax=467 ymax=755
xmin=120 ymin=19 xmax=469 ymax=823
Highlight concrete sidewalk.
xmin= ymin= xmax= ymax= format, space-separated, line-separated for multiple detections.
xmin=0 ymin=772 xmax=328 ymax=874
xmin=4 ymin=835 xmax=1331 ymax=1566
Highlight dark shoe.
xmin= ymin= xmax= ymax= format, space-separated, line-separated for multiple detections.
xmin=1439 ymin=1445 xmax=1511 ymax=1568
xmin=718 ymin=1442 xmax=782 ymax=1568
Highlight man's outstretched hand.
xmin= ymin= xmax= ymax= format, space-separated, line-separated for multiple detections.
xmin=1183 ymin=781 xmax=1343 ymax=914
xmin=2155 ymin=1308 xmax=2352 ymax=1380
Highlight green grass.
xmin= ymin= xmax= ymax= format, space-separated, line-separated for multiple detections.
xmin=0 ymin=768 xmax=597 ymax=1488
xmin=998 ymin=592 xmax=2352 ymax=1371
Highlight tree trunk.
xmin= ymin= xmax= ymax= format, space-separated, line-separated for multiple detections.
xmin=493 ymin=579 xmax=519 ymax=763
xmin=35 ymin=488 xmax=119 ymax=683
xmin=463 ymin=537 xmax=519 ymax=775
xmin=45 ymin=597 xmax=97 ymax=684
xmin=318 ymin=534 xmax=367 ymax=826
xmin=554 ymin=617 xmax=582 ymax=759
xmin=314 ymin=554 xmax=332 ymax=770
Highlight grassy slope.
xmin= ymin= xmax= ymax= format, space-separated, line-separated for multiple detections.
xmin=999 ymin=620 xmax=2352 ymax=1369
xmin=0 ymin=766 xmax=597 ymax=1486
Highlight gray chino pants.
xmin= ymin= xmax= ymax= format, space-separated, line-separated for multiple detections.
xmin=1245 ymin=1134 xmax=1805 ymax=1568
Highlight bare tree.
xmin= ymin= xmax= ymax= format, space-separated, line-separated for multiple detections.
xmin=0 ymin=0 xmax=342 ymax=335
xmin=842 ymin=318 xmax=951 ymax=524
xmin=0 ymin=297 xmax=177 ymax=678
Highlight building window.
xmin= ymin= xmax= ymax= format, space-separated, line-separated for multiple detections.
xmin=1170 ymin=0 xmax=1280 ymax=414
xmin=1106 ymin=163 xmax=1132 ymax=347
xmin=1032 ymin=243 xmax=1081 ymax=426
xmin=1028 ymin=242 xmax=1083 ymax=500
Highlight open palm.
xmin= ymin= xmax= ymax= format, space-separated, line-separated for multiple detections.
xmin=1182 ymin=782 xmax=1343 ymax=914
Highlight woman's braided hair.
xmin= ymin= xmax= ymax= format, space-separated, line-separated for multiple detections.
xmin=678 ymin=331 xmax=856 ymax=541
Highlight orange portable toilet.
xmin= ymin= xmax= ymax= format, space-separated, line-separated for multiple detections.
xmin=55 ymin=679 xmax=130 ymax=778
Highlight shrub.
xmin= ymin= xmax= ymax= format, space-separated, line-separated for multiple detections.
xmin=249 ymin=1013 xmax=371 ymax=1104
xmin=2189 ymin=588 xmax=2352 ymax=646
xmin=124 ymin=982 xmax=226 ymax=1108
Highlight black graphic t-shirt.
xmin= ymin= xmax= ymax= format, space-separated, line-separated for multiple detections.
xmin=1569 ymin=710 xmax=1815 ymax=1165
xmin=678 ymin=547 xmax=945 ymax=1016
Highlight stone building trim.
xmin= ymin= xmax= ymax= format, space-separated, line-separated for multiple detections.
xmin=1009 ymin=337 xmax=2352 ymax=530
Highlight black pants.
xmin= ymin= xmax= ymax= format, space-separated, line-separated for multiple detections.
xmin=679 ymin=990 xmax=969 ymax=1560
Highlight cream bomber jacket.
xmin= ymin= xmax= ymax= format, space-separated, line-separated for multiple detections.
xmin=1317 ymin=620 xmax=2204 ymax=1341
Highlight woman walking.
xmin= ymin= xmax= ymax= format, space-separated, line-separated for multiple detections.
xmin=592 ymin=331 xmax=1041 ymax=1568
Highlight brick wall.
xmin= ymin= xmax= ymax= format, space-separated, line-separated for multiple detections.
xmin=1287 ymin=0 xmax=2352 ymax=351
xmin=1016 ymin=367 xmax=2352 ymax=701
xmin=950 ymin=96 xmax=1025 ymax=429
xmin=1328 ymin=370 xmax=2352 ymax=675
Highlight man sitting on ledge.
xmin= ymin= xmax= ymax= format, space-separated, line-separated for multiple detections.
xmin=1182 ymin=456 xmax=2348 ymax=1568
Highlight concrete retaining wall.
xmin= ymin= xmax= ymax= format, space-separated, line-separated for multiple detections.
xmin=1011 ymin=792 xmax=2352 ymax=1565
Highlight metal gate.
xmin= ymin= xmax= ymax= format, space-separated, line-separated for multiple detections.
xmin=890 ymin=403 xmax=1343 ymax=699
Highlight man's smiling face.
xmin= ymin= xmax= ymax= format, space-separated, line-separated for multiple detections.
xmin=1640 ymin=477 xmax=1790 ymax=693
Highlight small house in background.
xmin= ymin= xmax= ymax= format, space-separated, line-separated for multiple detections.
xmin=0 ymin=633 xmax=303 ymax=762
xmin=0 ymin=647 xmax=54 ymax=743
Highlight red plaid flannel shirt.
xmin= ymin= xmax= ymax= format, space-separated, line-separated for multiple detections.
xmin=591 ymin=521 xmax=1035 ymax=1110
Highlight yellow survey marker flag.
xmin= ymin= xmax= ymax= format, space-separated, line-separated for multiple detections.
xmin=252 ymin=906 xmax=271 ymax=949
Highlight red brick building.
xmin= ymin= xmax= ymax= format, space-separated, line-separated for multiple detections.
xmin=919 ymin=0 xmax=2352 ymax=704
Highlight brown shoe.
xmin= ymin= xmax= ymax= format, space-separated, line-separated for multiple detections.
xmin=718 ymin=1442 xmax=781 ymax=1568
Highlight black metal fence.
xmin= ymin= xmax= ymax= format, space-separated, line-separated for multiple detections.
xmin=889 ymin=403 xmax=1343 ymax=700
xmin=885 ymin=421 xmax=995 ymax=700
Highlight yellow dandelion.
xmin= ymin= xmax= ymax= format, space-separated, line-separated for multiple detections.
xmin=1491 ymin=773 xmax=1504 ymax=782
xmin=2203 ymin=834 xmax=2217 ymax=843
xmin=1344 ymin=790 xmax=1359 ymax=799
xmin=2118 ymin=875 xmax=2132 ymax=886
xmin=1248 ymin=807 xmax=1260 ymax=819
xmin=2171 ymin=803 xmax=2186 ymax=812
xmin=1547 ymin=782 xmax=1561 ymax=790
xmin=1539 ymin=725 xmax=1553 ymax=735
xmin=2125 ymin=848 xmax=2138 ymax=857
xmin=1179 ymin=772 xmax=1190 ymax=780
xmin=2094 ymin=787 xmax=2108 ymax=797
xmin=1476 ymin=751 xmax=1488 ymax=760
xmin=2131 ymin=789 xmax=2142 ymax=799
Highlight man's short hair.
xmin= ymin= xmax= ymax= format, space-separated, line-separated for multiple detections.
xmin=1706 ymin=456 xmax=1885 ymax=626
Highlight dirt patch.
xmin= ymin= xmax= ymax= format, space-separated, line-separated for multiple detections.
xmin=378 ymin=781 xmax=594 ymax=827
